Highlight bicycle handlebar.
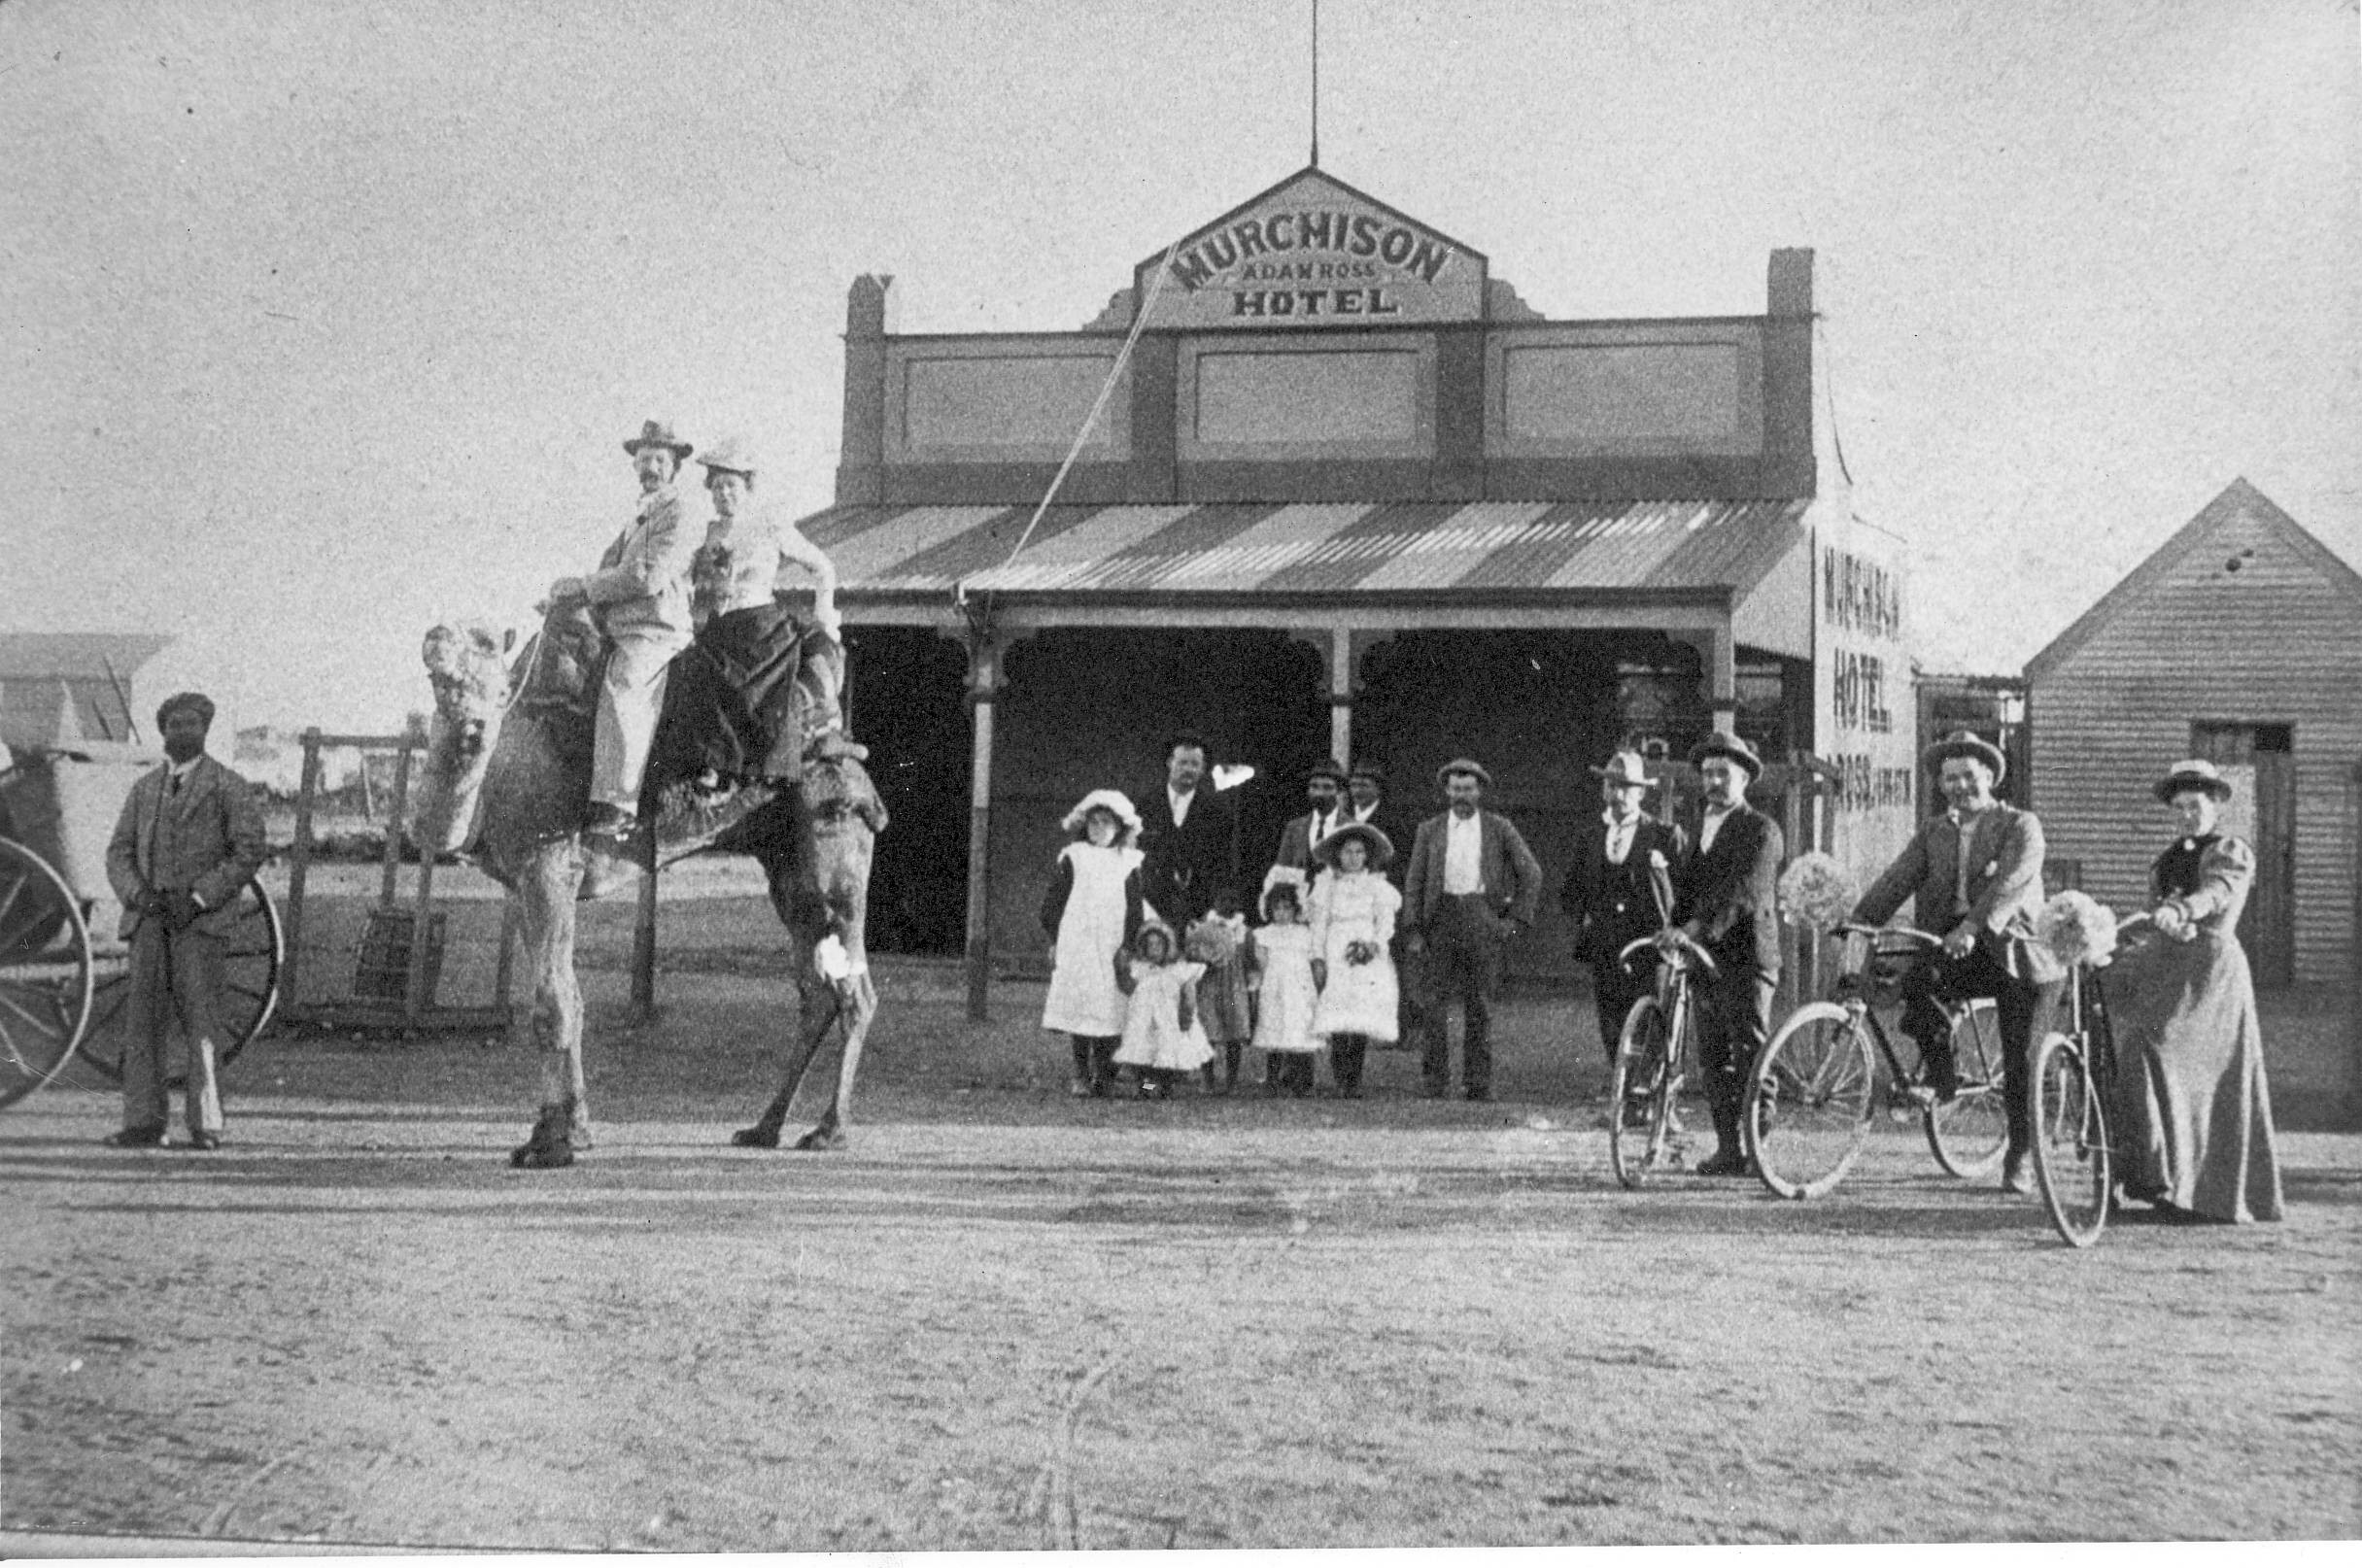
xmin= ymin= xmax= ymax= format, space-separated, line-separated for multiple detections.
xmin=1617 ymin=928 xmax=1720 ymax=980
xmin=1830 ymin=921 xmax=1945 ymax=950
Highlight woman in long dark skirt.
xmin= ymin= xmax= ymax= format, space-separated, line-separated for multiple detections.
xmin=2104 ymin=759 xmax=2283 ymax=1224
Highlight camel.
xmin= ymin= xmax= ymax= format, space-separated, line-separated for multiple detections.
xmin=408 ymin=606 xmax=887 ymax=1168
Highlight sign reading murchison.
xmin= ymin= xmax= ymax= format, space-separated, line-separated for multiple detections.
xmin=1136 ymin=169 xmax=1488 ymax=329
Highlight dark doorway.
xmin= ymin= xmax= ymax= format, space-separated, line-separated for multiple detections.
xmin=842 ymin=627 xmax=970 ymax=954
xmin=2192 ymin=722 xmax=2296 ymax=989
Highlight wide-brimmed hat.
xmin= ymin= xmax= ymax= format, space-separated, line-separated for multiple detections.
xmin=1689 ymin=731 xmax=1763 ymax=780
xmin=1304 ymin=758 xmax=1348 ymax=786
xmin=1061 ymin=788 xmax=1144 ymax=845
xmin=1435 ymin=757 xmax=1492 ymax=790
xmin=1347 ymin=759 xmax=1386 ymax=788
xmin=1312 ymin=820 xmax=1394 ymax=871
xmin=1590 ymin=750 xmax=1658 ymax=790
xmin=697 ymin=433 xmax=757 ymax=477
xmin=623 ymin=419 xmax=694 ymax=461
xmin=1923 ymin=729 xmax=2006 ymax=785
xmin=2155 ymin=759 xmax=2234 ymax=803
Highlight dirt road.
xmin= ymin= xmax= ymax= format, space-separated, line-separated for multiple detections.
xmin=7 ymin=966 xmax=2357 ymax=1550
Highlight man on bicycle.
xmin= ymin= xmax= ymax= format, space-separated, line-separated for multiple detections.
xmin=1848 ymin=731 xmax=2065 ymax=1194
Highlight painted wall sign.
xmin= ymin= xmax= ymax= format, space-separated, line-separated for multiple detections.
xmin=1135 ymin=167 xmax=1488 ymax=330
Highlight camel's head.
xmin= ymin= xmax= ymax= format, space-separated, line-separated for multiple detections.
xmin=410 ymin=619 xmax=514 ymax=854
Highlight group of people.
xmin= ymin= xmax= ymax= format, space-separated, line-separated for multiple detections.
xmin=1040 ymin=738 xmax=1554 ymax=1107
xmin=1037 ymin=725 xmax=2284 ymax=1224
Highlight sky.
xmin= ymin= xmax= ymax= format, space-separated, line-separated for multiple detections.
xmin=2 ymin=0 xmax=2356 ymax=733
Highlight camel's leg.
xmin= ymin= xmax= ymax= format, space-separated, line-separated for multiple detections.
xmin=510 ymin=849 xmax=588 ymax=1169
xmin=796 ymin=968 xmax=877 ymax=1151
xmin=732 ymin=968 xmax=842 ymax=1148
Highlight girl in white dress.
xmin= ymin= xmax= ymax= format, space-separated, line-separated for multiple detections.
xmin=1248 ymin=870 xmax=1321 ymax=1097
xmin=1040 ymin=790 xmax=1145 ymax=1097
xmin=1308 ymin=822 xmax=1400 ymax=1099
xmin=1113 ymin=921 xmax=1215 ymax=1099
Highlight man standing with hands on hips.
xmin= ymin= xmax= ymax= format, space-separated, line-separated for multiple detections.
xmin=1672 ymin=733 xmax=1784 ymax=1176
xmin=102 ymin=692 xmax=266 ymax=1150
xmin=1402 ymin=759 xmax=1543 ymax=1101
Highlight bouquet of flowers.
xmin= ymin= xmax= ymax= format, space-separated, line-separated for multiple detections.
xmin=1183 ymin=915 xmax=1241 ymax=968
xmin=1776 ymin=851 xmax=1857 ymax=934
xmin=1343 ymin=939 xmax=1379 ymax=966
xmin=2036 ymin=890 xmax=2120 ymax=970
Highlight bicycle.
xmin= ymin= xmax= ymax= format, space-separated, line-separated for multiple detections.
xmin=2029 ymin=914 xmax=2148 ymax=1248
xmin=1744 ymin=922 xmax=2009 ymax=1200
xmin=1606 ymin=927 xmax=1718 ymax=1188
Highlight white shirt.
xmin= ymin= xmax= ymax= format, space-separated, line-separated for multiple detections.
xmin=1443 ymin=810 xmax=1485 ymax=894
xmin=1168 ymin=786 xmax=1194 ymax=830
xmin=166 ymin=757 xmax=200 ymax=795
xmin=1304 ymin=809 xmax=1335 ymax=851
xmin=1601 ymin=810 xmax=1640 ymax=866
xmin=1699 ymin=804 xmax=1735 ymax=854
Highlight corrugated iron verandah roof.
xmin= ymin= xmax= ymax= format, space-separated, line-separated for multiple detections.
xmin=802 ymin=498 xmax=1810 ymax=603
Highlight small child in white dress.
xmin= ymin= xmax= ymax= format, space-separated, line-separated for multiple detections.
xmin=1249 ymin=871 xmax=1322 ymax=1097
xmin=1113 ymin=921 xmax=1214 ymax=1100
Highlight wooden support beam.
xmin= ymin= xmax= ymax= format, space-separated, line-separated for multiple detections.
xmin=962 ymin=633 xmax=1004 ymax=1022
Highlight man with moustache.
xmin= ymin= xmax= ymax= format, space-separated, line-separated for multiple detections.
xmin=1672 ymin=733 xmax=1784 ymax=1176
xmin=1849 ymin=731 xmax=2064 ymax=1195
xmin=1271 ymin=758 xmax=1350 ymax=888
xmin=101 ymin=692 xmax=267 ymax=1150
xmin=548 ymin=418 xmax=702 ymax=841
xmin=1401 ymin=759 xmax=1544 ymax=1101
xmin=1559 ymin=749 xmax=1688 ymax=1068
xmin=1137 ymin=731 xmax=1237 ymax=929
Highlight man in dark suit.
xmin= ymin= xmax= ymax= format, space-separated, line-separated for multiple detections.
xmin=1850 ymin=730 xmax=2064 ymax=1194
xmin=1137 ymin=730 xmax=1237 ymax=929
xmin=1673 ymin=733 xmax=1784 ymax=1176
xmin=1559 ymin=750 xmax=1688 ymax=1067
xmin=101 ymin=692 xmax=267 ymax=1150
xmin=1401 ymin=759 xmax=1544 ymax=1101
xmin=1270 ymin=758 xmax=1349 ymax=889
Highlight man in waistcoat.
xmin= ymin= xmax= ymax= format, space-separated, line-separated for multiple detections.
xmin=1401 ymin=759 xmax=1544 ymax=1101
xmin=101 ymin=692 xmax=267 ymax=1149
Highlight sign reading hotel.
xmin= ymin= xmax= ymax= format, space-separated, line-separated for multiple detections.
xmin=1135 ymin=168 xmax=1488 ymax=329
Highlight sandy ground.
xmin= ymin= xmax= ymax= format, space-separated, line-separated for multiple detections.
xmin=6 ymin=950 xmax=2358 ymax=1551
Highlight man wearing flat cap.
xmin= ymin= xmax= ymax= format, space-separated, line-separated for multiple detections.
xmin=1672 ymin=732 xmax=1783 ymax=1176
xmin=549 ymin=419 xmax=702 ymax=840
xmin=101 ymin=692 xmax=266 ymax=1150
xmin=1560 ymin=749 xmax=1689 ymax=1069
xmin=1401 ymin=758 xmax=1543 ymax=1100
xmin=1850 ymin=729 xmax=2062 ymax=1194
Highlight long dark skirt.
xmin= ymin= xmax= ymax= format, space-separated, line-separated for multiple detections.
xmin=2104 ymin=931 xmax=2284 ymax=1222
xmin=646 ymin=601 xmax=803 ymax=790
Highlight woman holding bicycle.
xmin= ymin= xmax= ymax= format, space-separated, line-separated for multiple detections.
xmin=2102 ymin=760 xmax=2284 ymax=1223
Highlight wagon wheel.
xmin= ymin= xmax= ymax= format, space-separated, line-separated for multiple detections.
xmin=75 ymin=877 xmax=284 ymax=1086
xmin=0 ymin=838 xmax=96 ymax=1109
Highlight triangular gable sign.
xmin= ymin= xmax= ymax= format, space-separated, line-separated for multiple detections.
xmin=1133 ymin=166 xmax=1489 ymax=329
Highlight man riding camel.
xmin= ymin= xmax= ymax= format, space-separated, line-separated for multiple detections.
xmin=547 ymin=418 xmax=701 ymax=843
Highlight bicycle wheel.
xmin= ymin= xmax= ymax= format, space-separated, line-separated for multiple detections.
xmin=1608 ymin=995 xmax=1674 ymax=1189
xmin=77 ymin=877 xmax=284 ymax=1084
xmin=0 ymin=839 xmax=94 ymax=1109
xmin=1924 ymin=999 xmax=2009 ymax=1179
xmin=1747 ymin=1002 xmax=1875 ymax=1200
xmin=2031 ymin=1033 xmax=2110 ymax=1248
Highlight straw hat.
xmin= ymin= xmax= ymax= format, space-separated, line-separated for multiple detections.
xmin=1311 ymin=820 xmax=1394 ymax=871
xmin=1590 ymin=750 xmax=1658 ymax=789
xmin=2154 ymin=759 xmax=2233 ymax=803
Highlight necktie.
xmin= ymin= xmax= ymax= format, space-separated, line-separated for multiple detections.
xmin=170 ymin=773 xmax=183 ymax=797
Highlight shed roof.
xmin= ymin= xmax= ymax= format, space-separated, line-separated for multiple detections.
xmin=2024 ymin=479 xmax=2362 ymax=680
xmin=805 ymin=497 xmax=1809 ymax=608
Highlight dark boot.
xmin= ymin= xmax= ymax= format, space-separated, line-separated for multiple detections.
xmin=1090 ymin=1040 xmax=1118 ymax=1097
xmin=1221 ymin=1042 xmax=1243 ymax=1093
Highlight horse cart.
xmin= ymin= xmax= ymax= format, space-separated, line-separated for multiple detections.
xmin=0 ymin=741 xmax=283 ymax=1108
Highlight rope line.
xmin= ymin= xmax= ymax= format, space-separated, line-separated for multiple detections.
xmin=965 ymin=238 xmax=1182 ymax=602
